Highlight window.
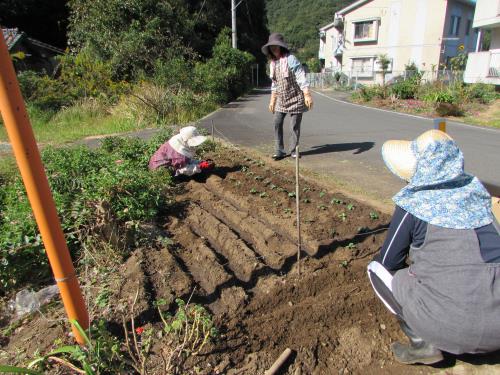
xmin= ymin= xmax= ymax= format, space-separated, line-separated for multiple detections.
xmin=466 ymin=19 xmax=472 ymax=36
xmin=449 ymin=15 xmax=461 ymax=36
xmin=353 ymin=19 xmax=379 ymax=42
xmin=351 ymin=57 xmax=374 ymax=77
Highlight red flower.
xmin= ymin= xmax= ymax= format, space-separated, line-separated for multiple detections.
xmin=135 ymin=327 xmax=144 ymax=335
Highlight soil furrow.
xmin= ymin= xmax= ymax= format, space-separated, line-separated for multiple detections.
xmin=185 ymin=204 xmax=263 ymax=283
xmin=188 ymin=181 xmax=296 ymax=269
xmin=204 ymin=174 xmax=320 ymax=255
xmin=169 ymin=217 xmax=232 ymax=294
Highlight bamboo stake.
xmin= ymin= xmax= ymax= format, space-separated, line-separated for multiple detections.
xmin=211 ymin=120 xmax=215 ymax=142
xmin=295 ymin=146 xmax=301 ymax=276
xmin=264 ymin=348 xmax=293 ymax=375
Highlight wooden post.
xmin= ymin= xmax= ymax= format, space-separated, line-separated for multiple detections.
xmin=264 ymin=348 xmax=293 ymax=375
xmin=0 ymin=32 xmax=89 ymax=344
xmin=434 ymin=118 xmax=446 ymax=132
xmin=295 ymin=146 xmax=301 ymax=275
xmin=211 ymin=120 xmax=215 ymax=142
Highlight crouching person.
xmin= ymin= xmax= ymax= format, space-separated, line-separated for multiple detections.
xmin=368 ymin=129 xmax=500 ymax=365
xmin=149 ymin=126 xmax=214 ymax=176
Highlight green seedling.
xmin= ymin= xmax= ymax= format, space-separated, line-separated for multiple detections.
xmin=284 ymin=208 xmax=292 ymax=214
xmin=338 ymin=212 xmax=347 ymax=222
xmin=317 ymin=204 xmax=328 ymax=211
xmin=346 ymin=242 xmax=356 ymax=250
xmin=241 ymin=166 xmax=248 ymax=172
xmin=370 ymin=212 xmax=379 ymax=220
xmin=288 ymin=192 xmax=296 ymax=198
xmin=347 ymin=203 xmax=355 ymax=211
xmin=269 ymin=184 xmax=277 ymax=190
xmin=250 ymin=188 xmax=258 ymax=194
xmin=340 ymin=260 xmax=349 ymax=269
xmin=257 ymin=161 xmax=265 ymax=167
xmin=331 ymin=198 xmax=344 ymax=205
xmin=303 ymin=187 xmax=311 ymax=193
xmin=319 ymin=191 xmax=326 ymax=198
xmin=303 ymin=198 xmax=311 ymax=203
xmin=259 ymin=192 xmax=268 ymax=198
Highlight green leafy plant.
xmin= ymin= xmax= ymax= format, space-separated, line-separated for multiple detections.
xmin=156 ymin=298 xmax=218 ymax=373
xmin=303 ymin=198 xmax=311 ymax=203
xmin=330 ymin=198 xmax=344 ymax=205
xmin=288 ymin=192 xmax=296 ymax=198
xmin=249 ymin=188 xmax=258 ymax=194
xmin=347 ymin=203 xmax=355 ymax=211
xmin=26 ymin=319 xmax=125 ymax=374
xmin=0 ymin=134 xmax=173 ymax=292
xmin=259 ymin=192 xmax=268 ymax=198
xmin=346 ymin=242 xmax=356 ymax=250
xmin=317 ymin=204 xmax=327 ymax=211
xmin=319 ymin=191 xmax=326 ymax=198
xmin=338 ymin=212 xmax=347 ymax=222
xmin=369 ymin=212 xmax=379 ymax=220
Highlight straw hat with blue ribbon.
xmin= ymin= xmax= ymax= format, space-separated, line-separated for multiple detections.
xmin=382 ymin=129 xmax=493 ymax=229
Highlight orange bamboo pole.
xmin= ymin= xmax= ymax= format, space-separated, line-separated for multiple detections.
xmin=0 ymin=33 xmax=89 ymax=343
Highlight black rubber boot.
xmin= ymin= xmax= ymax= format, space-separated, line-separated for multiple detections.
xmin=392 ymin=320 xmax=444 ymax=365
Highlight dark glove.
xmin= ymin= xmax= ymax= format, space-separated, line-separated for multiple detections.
xmin=199 ymin=159 xmax=215 ymax=171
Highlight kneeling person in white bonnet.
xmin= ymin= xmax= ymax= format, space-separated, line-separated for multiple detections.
xmin=149 ymin=126 xmax=214 ymax=176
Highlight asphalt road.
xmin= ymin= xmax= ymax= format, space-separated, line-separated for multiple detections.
xmin=199 ymin=88 xmax=500 ymax=201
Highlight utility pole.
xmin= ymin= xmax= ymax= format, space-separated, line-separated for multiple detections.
xmin=231 ymin=0 xmax=237 ymax=48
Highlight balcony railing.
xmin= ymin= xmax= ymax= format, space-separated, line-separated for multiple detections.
xmin=488 ymin=52 xmax=500 ymax=77
xmin=464 ymin=50 xmax=500 ymax=83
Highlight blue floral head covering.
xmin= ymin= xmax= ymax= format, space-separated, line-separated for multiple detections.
xmin=383 ymin=130 xmax=492 ymax=229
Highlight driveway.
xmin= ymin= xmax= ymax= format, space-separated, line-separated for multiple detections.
xmin=199 ymin=88 xmax=500 ymax=202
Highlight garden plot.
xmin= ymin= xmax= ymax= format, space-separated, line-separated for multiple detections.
xmin=2 ymin=146 xmax=439 ymax=374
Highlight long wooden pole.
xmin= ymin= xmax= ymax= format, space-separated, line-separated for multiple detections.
xmin=295 ymin=146 xmax=301 ymax=275
xmin=264 ymin=348 xmax=292 ymax=375
xmin=0 ymin=33 xmax=89 ymax=344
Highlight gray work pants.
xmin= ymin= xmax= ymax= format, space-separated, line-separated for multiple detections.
xmin=274 ymin=112 xmax=303 ymax=155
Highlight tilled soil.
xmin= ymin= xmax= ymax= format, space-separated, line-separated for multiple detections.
xmin=1 ymin=147 xmax=446 ymax=373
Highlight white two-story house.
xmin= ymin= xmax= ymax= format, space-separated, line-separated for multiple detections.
xmin=319 ymin=0 xmax=477 ymax=84
xmin=464 ymin=0 xmax=500 ymax=85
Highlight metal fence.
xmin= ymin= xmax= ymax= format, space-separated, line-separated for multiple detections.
xmin=306 ymin=70 xmax=466 ymax=89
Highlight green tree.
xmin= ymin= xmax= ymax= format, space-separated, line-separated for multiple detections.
xmin=194 ymin=28 xmax=255 ymax=103
xmin=265 ymin=0 xmax=351 ymax=61
xmin=67 ymin=0 xmax=194 ymax=79
xmin=377 ymin=53 xmax=391 ymax=87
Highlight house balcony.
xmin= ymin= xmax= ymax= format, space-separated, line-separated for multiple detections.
xmin=464 ymin=50 xmax=500 ymax=85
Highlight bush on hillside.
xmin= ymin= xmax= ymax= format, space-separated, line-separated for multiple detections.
xmin=194 ymin=29 xmax=254 ymax=104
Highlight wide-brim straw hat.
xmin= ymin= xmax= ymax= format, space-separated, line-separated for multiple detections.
xmin=382 ymin=129 xmax=453 ymax=181
xmin=261 ymin=33 xmax=289 ymax=56
xmin=179 ymin=126 xmax=207 ymax=147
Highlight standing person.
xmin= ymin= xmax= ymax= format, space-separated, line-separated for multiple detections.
xmin=261 ymin=33 xmax=313 ymax=160
xmin=149 ymin=126 xmax=214 ymax=176
xmin=367 ymin=129 xmax=500 ymax=365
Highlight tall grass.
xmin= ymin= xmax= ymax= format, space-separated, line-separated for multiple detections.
xmin=0 ymin=99 xmax=142 ymax=144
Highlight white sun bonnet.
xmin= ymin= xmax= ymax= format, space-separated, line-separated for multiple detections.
xmin=179 ymin=126 xmax=207 ymax=147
